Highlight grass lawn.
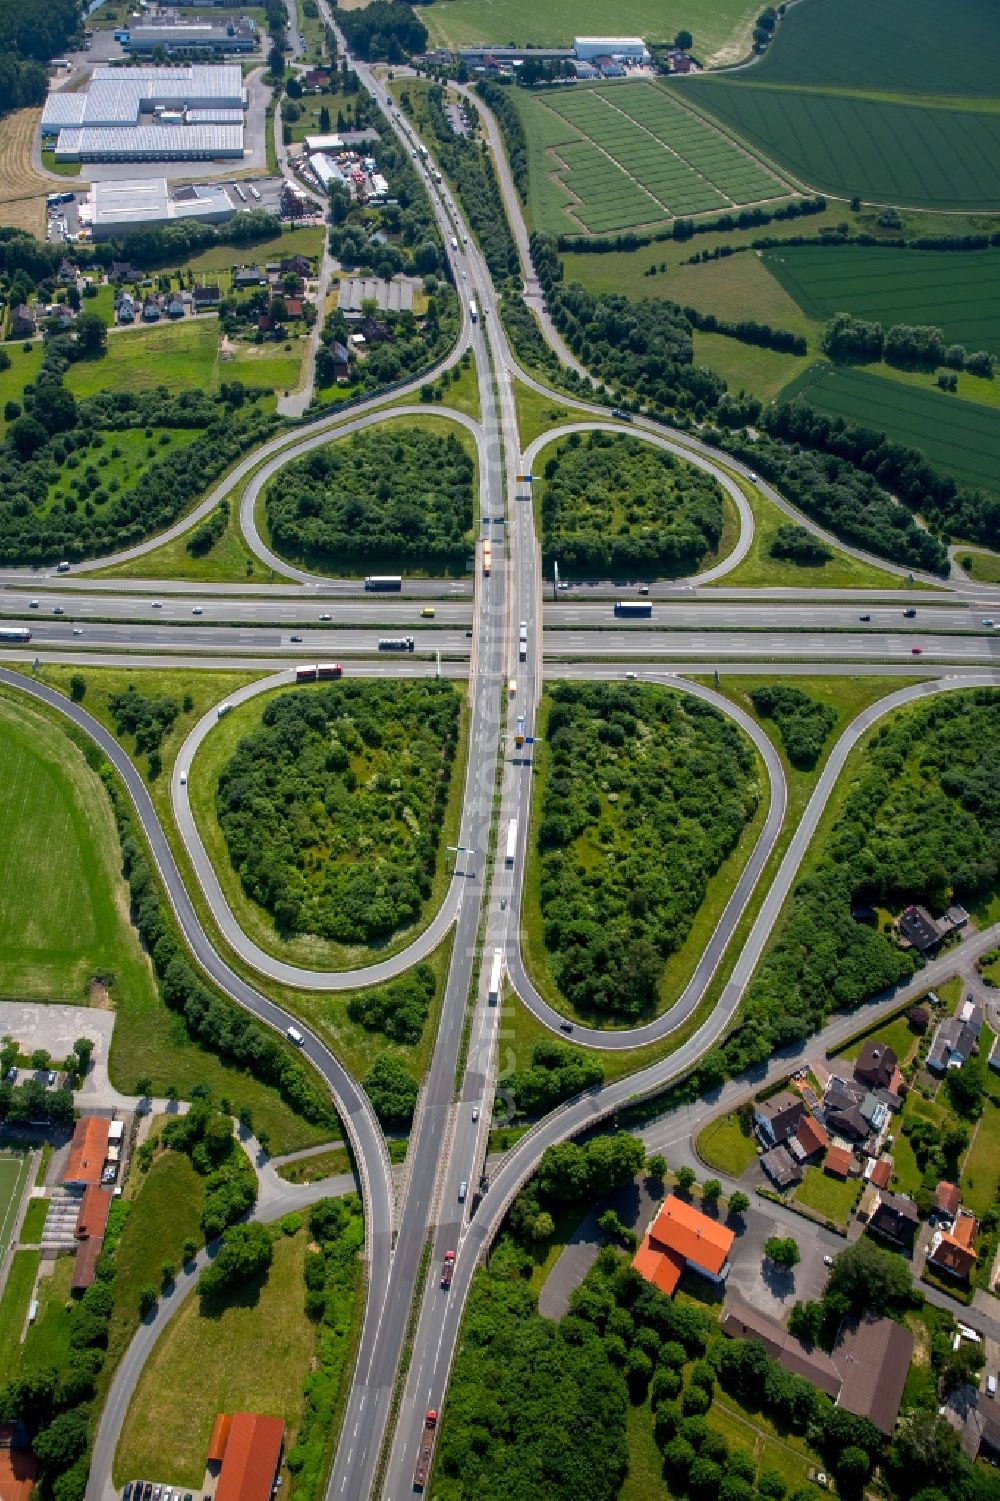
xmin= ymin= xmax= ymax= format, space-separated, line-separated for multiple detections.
xmin=890 ymin=1123 xmax=924 ymax=1198
xmin=837 ymin=1013 xmax=920 ymax=1068
xmin=188 ymin=677 xmax=468 ymax=971
xmin=697 ymin=1113 xmax=758 ymax=1177
xmin=18 ymin=1197 xmax=48 ymax=1244
xmin=958 ymin=550 xmax=1000 ymax=584
xmin=0 ymin=1248 xmax=40 ymax=1375
xmin=7 ymin=671 xmax=329 ymax=1155
xmin=103 ymin=1145 xmax=206 ymax=1400
xmin=0 ymin=690 xmax=159 ymax=1008
xmin=0 ymin=1152 xmax=30 ymax=1250
xmin=65 ymin=319 xmax=307 ymax=403
xmin=693 ymin=329 xmax=810 ymax=404
xmin=114 ymin=1228 xmax=315 ymax=1488
xmin=960 ymin=1100 xmax=1000 ymax=1219
xmin=275 ymin=1146 xmax=351 ymax=1184
xmin=621 ymin=1397 xmax=670 ymax=1501
xmin=514 ymin=380 xmax=579 ymax=449
xmin=18 ymin=1253 xmax=75 ymax=1374
xmin=285 ymin=86 xmax=357 ymax=145
xmin=709 ymin=1395 xmax=817 ymax=1488
xmin=794 ymin=1165 xmax=860 ymax=1226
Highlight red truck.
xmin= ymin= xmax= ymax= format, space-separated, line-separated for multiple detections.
xmin=440 ymin=1250 xmax=455 ymax=1290
xmin=413 ymin=1409 xmax=438 ymax=1490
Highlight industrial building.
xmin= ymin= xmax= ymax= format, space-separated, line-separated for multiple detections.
xmin=573 ymin=36 xmax=650 ymax=62
xmin=122 ymin=17 xmax=259 ymax=55
xmin=41 ymin=64 xmax=246 ymax=163
xmin=84 ymin=177 xmax=238 ymax=237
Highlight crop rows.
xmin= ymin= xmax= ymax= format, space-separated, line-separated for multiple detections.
xmin=763 ymin=246 xmax=1000 ymax=355
xmin=782 ymin=365 xmax=1000 ymax=492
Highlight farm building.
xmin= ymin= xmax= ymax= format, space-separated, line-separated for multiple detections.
xmin=84 ymin=178 xmax=237 ymax=238
xmin=64 ymin=1116 xmax=110 ymax=1188
xmin=573 ymin=36 xmax=650 ymax=63
xmin=41 ymin=65 xmax=245 ymax=163
xmin=212 ymin=1412 xmax=285 ymax=1501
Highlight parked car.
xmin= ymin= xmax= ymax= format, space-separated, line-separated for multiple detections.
xmin=47 ymin=1070 xmax=57 ymax=1085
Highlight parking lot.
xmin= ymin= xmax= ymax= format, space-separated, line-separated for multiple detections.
xmin=726 ymin=1207 xmax=833 ymax=1319
xmin=0 ymin=1001 xmax=114 ymax=1088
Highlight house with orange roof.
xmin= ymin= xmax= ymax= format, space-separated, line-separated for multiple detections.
xmin=929 ymin=1211 xmax=979 ymax=1281
xmin=632 ymin=1195 xmax=734 ymax=1297
xmin=824 ymin=1144 xmax=854 ymax=1178
xmin=213 ymin=1412 xmax=285 ymax=1501
xmin=63 ymin=1117 xmax=110 ymax=1189
xmin=790 ymin=1115 xmax=828 ymax=1162
xmin=0 ymin=1425 xmax=36 ymax=1501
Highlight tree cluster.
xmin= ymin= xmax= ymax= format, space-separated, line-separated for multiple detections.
xmin=364 ymin=1053 xmax=418 ymax=1127
xmin=822 ymin=313 xmax=995 ymax=379
xmin=682 ymin=305 xmax=807 ymax=356
xmin=554 ymin=197 xmax=828 ymax=255
xmin=338 ymin=2 xmax=427 ymax=61
xmin=216 ymin=680 xmax=460 ymax=943
xmin=0 ymin=0 xmax=80 ymax=64
xmin=767 ymin=522 xmax=832 ymax=566
xmin=346 ymin=963 xmax=436 ymax=1045
xmin=536 ymin=683 xmax=759 ymax=1020
xmin=186 ymin=499 xmax=229 ymax=557
xmin=162 ymin=1097 xmax=258 ymax=1237
xmin=540 ymin=431 xmax=725 ymax=578
xmin=726 ymin=690 xmax=1000 ymax=1075
xmin=265 ymin=425 xmax=474 ymax=572
xmin=749 ymin=685 xmax=837 ymax=769
xmin=503 ymin=1039 xmax=604 ymax=1119
xmin=198 ymin=1221 xmax=273 ymax=1302
xmin=0 ymin=1075 xmax=75 ymax=1128
xmin=761 ymin=400 xmax=995 ymax=556
xmin=108 ymin=684 xmax=179 ymax=761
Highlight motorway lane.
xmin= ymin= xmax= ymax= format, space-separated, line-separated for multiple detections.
xmin=6 ymin=593 xmax=991 ymax=634
xmin=0 ymin=669 xmax=395 ymax=1501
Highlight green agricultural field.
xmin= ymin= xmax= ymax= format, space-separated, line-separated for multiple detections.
xmin=682 ymin=0 xmax=1000 ymax=209
xmin=514 ymin=81 xmax=793 ymax=238
xmin=65 ymin=319 xmax=305 ymax=402
xmin=763 ymin=246 xmax=1000 ymax=356
xmin=0 ymin=692 xmax=159 ymax=1007
xmin=779 ymin=363 xmax=1000 ymax=493
xmin=415 ymin=0 xmax=760 ymax=65
xmin=183 ymin=225 xmax=323 ymax=274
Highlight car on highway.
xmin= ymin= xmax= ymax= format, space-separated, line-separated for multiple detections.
xmin=559 ymin=1021 xmax=573 ymax=1033
xmin=472 ymin=1107 xmax=479 ymax=1121
xmin=319 ymin=613 xmax=332 ymax=621
xmin=984 ymin=618 xmax=995 ymax=627
xmin=903 ymin=607 xmax=917 ymax=617
xmin=52 ymin=604 xmax=64 ymax=614
xmin=73 ymin=626 xmax=82 ymax=635
xmin=748 ymin=472 xmax=758 ymax=483
xmin=911 ymin=646 xmax=923 ymax=655
xmin=625 ymin=671 xmax=637 ymax=680
xmin=179 ymin=771 xmax=187 ymax=785
xmin=291 ymin=634 xmax=303 ymax=643
xmin=859 ymin=613 xmax=871 ymax=621
xmin=192 ymin=606 xmax=203 ymax=615
xmin=421 ymin=607 xmax=435 ymax=617
xmin=29 ymin=599 xmax=38 ymax=607
xmin=465 ymin=629 xmax=473 ymax=637
xmin=287 ymin=1026 xmax=304 ymax=1045
xmin=151 ymin=600 xmax=162 ymax=608
xmin=458 ymin=1180 xmax=467 ymax=1201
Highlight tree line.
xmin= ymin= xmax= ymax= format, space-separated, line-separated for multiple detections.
xmin=536 ymin=683 xmax=760 ymax=1021
xmin=682 ymin=304 xmax=807 ymax=356
xmin=216 ymin=681 xmax=460 ymax=945
xmin=0 ymin=0 xmax=79 ymax=117
xmin=822 ymin=312 xmax=996 ymax=378
xmin=551 ymin=199 xmax=829 ymax=255
xmin=540 ymin=430 xmax=725 ymax=578
xmin=265 ymin=424 xmax=474 ymax=573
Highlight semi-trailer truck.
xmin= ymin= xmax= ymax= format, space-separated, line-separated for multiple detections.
xmin=450 ymin=235 xmax=458 ymax=251
xmin=505 ymin=818 xmax=517 ymax=866
xmin=488 ymin=948 xmax=502 ymax=1003
xmin=483 ymin=539 xmax=492 ymax=576
xmin=378 ymin=637 xmax=415 ymax=651
xmin=440 ymin=1250 xmax=455 ymax=1289
xmin=365 ymin=575 xmax=402 ymax=591
xmin=614 ymin=600 xmax=652 ymax=618
xmin=469 ymin=298 xmax=477 ymax=322
xmin=413 ymin=1410 xmax=438 ymax=1490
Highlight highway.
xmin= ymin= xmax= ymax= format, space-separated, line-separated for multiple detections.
xmin=2 ymin=28 xmax=993 ymax=1501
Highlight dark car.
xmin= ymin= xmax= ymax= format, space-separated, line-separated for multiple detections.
xmin=143 ymin=1485 xmax=153 ymax=1501
xmin=903 ymin=607 xmax=917 ymax=618
xmin=123 ymin=1486 xmax=133 ymax=1501
xmin=290 ymin=634 xmax=303 ymax=643
xmin=559 ymin=1021 xmax=573 ymax=1033
xmin=859 ymin=612 xmax=871 ymax=622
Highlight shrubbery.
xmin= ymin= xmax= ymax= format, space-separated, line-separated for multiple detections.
xmin=216 ymin=681 xmax=460 ymax=944
xmin=346 ymin=964 xmax=436 ymax=1045
xmin=503 ymin=1039 xmax=604 ymax=1118
xmin=749 ymin=685 xmax=837 ymax=769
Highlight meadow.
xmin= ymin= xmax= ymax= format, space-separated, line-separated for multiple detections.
xmin=0 ymin=692 xmax=159 ymax=1007
xmin=681 ymin=0 xmax=1000 ymax=210
xmin=64 ymin=318 xmax=306 ymax=401
xmin=515 ymin=82 xmax=792 ymax=237
xmin=780 ymin=363 xmax=1000 ymax=493
xmin=404 ymin=0 xmax=760 ymax=65
xmin=763 ymin=245 xmax=1000 ymax=355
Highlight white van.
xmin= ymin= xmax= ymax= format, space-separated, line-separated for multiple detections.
xmin=56 ymin=560 xmax=71 ymax=573
xmin=508 ymin=678 xmax=517 ymax=696
xmin=286 ymin=1026 xmax=304 ymax=1046
xmin=217 ymin=702 xmax=233 ymax=718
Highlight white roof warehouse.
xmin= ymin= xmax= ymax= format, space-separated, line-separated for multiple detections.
xmin=41 ymin=65 xmax=246 ymax=163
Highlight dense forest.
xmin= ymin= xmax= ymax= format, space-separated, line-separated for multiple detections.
xmin=539 ymin=430 xmax=725 ymax=578
xmin=726 ymin=689 xmax=1000 ymax=1075
xmin=748 ymin=685 xmax=838 ymax=770
xmin=535 ymin=683 xmax=760 ymax=1020
xmin=347 ymin=963 xmax=436 ymax=1045
xmin=0 ymin=0 xmax=79 ymax=114
xmin=216 ymin=681 xmax=460 ymax=945
xmin=264 ymin=424 xmax=475 ymax=572
xmin=337 ymin=1 xmax=427 ymax=61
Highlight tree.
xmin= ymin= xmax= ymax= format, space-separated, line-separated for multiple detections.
xmin=319 ymin=104 xmax=331 ymax=132
xmin=7 ymin=414 xmax=47 ymax=458
xmin=135 ymin=1075 xmax=153 ymax=1099
xmin=198 ymin=1221 xmax=273 ymax=1302
xmin=827 ymin=1236 xmax=912 ymax=1310
xmin=702 ymin=1178 xmax=722 ymax=1205
xmin=728 ymin=1191 xmax=749 ymax=1218
xmin=675 ymin=29 xmax=693 ymax=49
xmin=138 ymin=1284 xmax=157 ymax=1316
xmin=940 ymin=1339 xmax=985 ymax=1395
xmin=647 ymin=1153 xmax=667 ymax=1182
xmin=32 ymin=1409 xmax=88 ymax=1471
xmin=68 ymin=674 xmax=86 ymax=702
xmin=676 ymin=1165 xmax=696 ymax=1193
xmin=74 ymin=311 xmax=107 ymax=357
xmin=946 ymin=1057 xmax=986 ymax=1119
xmin=364 ymin=1054 xmax=419 ymax=1127
xmin=765 ymin=1236 xmax=800 ymax=1269
xmin=532 ymin=1210 xmax=555 ymax=1241
xmin=889 ymin=1411 xmax=964 ymax=1489
xmin=30 ymin=1048 xmax=50 ymax=1070
xmin=836 ymin=1446 xmax=871 ymax=1495
xmin=73 ymin=1037 xmax=93 ymax=1071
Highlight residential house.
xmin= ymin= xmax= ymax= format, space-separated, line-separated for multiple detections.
xmin=71 ymin=1183 xmax=113 ymax=1291
xmin=721 ymin=1294 xmax=842 ymax=1398
xmin=868 ymin=1189 xmax=919 ymax=1248
xmin=824 ymin=1144 xmax=854 ymax=1178
xmin=213 ymin=1412 xmax=285 ymax=1501
xmin=753 ymin=1089 xmax=805 ymax=1148
xmin=943 ymin=1386 xmax=1000 ymax=1462
xmin=855 ymin=1041 xmax=901 ymax=1092
xmin=823 ymin=1075 xmax=866 ymax=1116
xmin=826 ymin=1104 xmax=870 ymax=1142
xmin=64 ymin=1116 xmax=111 ymax=1189
xmin=860 ymin=1092 xmax=890 ymax=1134
xmin=233 ymin=265 xmax=266 ymax=289
xmin=165 ymin=296 xmax=185 ymax=319
xmin=868 ymin=1157 xmax=893 ymax=1190
xmin=898 ymin=904 xmax=943 ymax=952
xmin=304 ymin=69 xmax=330 ymax=89
xmin=790 ymin=1115 xmax=828 ymax=1162
xmin=109 ymin=260 xmax=140 ymax=281
xmin=927 ymin=1000 xmax=983 ymax=1074
xmin=357 ymin=314 xmax=393 ymax=344
xmin=9 ymin=304 xmax=35 ymax=337
xmin=193 ymin=284 xmax=221 ymax=310
xmin=283 ymin=297 xmax=304 ymax=319
xmin=936 ymin=1181 xmax=961 ymax=1222
xmin=632 ymin=1195 xmax=735 ymax=1297
xmin=332 ymin=340 xmax=350 ymax=381
xmin=760 ymin=1144 xmax=802 ymax=1189
xmin=142 ymin=297 xmax=161 ymax=322
xmin=831 ymin=1314 xmax=914 ymax=1434
xmin=928 ymin=1211 xmax=978 ymax=1281
xmin=668 ymin=49 xmax=695 ymax=72
xmin=117 ymin=292 xmax=136 ymax=324
xmin=281 ymin=254 xmax=312 ymax=278
xmin=57 ymin=258 xmax=77 ymax=284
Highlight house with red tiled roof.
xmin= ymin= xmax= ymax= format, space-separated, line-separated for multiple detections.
xmin=936 ymin=1181 xmax=961 ymax=1222
xmin=825 ymin=1144 xmax=854 ymax=1178
xmin=790 ymin=1115 xmax=828 ymax=1162
xmin=929 ymin=1211 xmax=979 ymax=1281
xmin=64 ymin=1117 xmax=110 ymax=1188
xmin=869 ymin=1158 xmax=893 ymax=1190
xmin=213 ymin=1412 xmax=285 ymax=1501
xmin=632 ymin=1195 xmax=734 ymax=1297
